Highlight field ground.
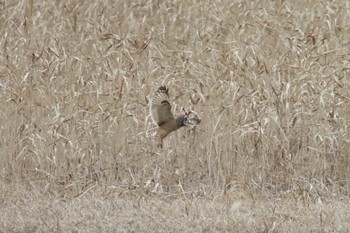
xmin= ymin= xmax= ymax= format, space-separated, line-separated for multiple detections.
xmin=2 ymin=184 xmax=350 ymax=232
xmin=2 ymin=0 xmax=350 ymax=232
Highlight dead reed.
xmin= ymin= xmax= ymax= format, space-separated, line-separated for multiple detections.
xmin=1 ymin=0 xmax=350 ymax=231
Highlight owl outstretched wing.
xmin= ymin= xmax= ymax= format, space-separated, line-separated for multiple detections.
xmin=150 ymin=86 xmax=175 ymax=126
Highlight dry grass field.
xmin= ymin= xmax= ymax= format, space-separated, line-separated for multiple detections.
xmin=2 ymin=0 xmax=350 ymax=232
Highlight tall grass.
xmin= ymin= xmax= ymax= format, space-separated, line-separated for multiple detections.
xmin=1 ymin=0 xmax=350 ymax=206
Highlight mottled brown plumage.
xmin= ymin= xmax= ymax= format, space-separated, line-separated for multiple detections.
xmin=150 ymin=86 xmax=201 ymax=148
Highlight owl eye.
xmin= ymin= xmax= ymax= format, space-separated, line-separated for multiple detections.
xmin=182 ymin=107 xmax=189 ymax=115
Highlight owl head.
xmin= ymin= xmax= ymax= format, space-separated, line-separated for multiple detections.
xmin=182 ymin=108 xmax=201 ymax=126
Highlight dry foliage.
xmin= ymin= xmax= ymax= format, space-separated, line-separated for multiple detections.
xmin=1 ymin=0 xmax=350 ymax=232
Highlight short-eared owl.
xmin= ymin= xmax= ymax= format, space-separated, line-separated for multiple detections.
xmin=150 ymin=86 xmax=201 ymax=148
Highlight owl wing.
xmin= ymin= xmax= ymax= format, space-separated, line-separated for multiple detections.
xmin=150 ymin=86 xmax=175 ymax=126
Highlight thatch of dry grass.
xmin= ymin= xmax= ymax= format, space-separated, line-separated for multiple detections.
xmin=1 ymin=0 xmax=350 ymax=232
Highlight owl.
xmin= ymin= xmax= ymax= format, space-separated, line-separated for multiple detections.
xmin=149 ymin=86 xmax=201 ymax=148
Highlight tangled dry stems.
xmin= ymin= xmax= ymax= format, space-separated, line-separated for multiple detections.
xmin=1 ymin=0 xmax=350 ymax=231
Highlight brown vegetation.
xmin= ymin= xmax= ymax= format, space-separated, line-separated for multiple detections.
xmin=1 ymin=0 xmax=350 ymax=232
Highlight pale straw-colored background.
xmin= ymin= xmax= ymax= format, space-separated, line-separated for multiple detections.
xmin=1 ymin=0 xmax=350 ymax=232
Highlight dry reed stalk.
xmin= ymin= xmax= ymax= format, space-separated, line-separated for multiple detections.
xmin=1 ymin=0 xmax=350 ymax=231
